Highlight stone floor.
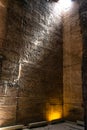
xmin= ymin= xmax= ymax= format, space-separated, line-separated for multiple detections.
xmin=25 ymin=122 xmax=84 ymax=130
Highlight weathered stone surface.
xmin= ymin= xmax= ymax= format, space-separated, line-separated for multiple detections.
xmin=0 ymin=0 xmax=63 ymax=126
xmin=63 ymin=1 xmax=83 ymax=121
xmin=64 ymin=104 xmax=84 ymax=121
xmin=0 ymin=106 xmax=16 ymax=126
xmin=0 ymin=0 xmax=84 ymax=126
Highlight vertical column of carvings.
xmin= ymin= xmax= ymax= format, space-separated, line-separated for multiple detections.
xmin=79 ymin=1 xmax=87 ymax=129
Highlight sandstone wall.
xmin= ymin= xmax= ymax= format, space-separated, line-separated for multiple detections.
xmin=63 ymin=1 xmax=84 ymax=121
xmin=0 ymin=0 xmax=63 ymax=126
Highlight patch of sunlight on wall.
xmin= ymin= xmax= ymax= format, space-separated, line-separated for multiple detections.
xmin=46 ymin=103 xmax=62 ymax=121
xmin=21 ymin=1 xmax=62 ymax=65
xmin=59 ymin=0 xmax=72 ymax=8
xmin=47 ymin=110 xmax=62 ymax=121
xmin=12 ymin=63 xmax=22 ymax=84
xmin=29 ymin=1 xmax=62 ymax=48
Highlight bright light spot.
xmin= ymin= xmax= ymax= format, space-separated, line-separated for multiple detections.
xmin=34 ymin=42 xmax=38 ymax=46
xmin=59 ymin=0 xmax=72 ymax=9
xmin=22 ymin=60 xmax=29 ymax=63
xmin=47 ymin=111 xmax=62 ymax=121
xmin=18 ymin=63 xmax=21 ymax=80
xmin=22 ymin=59 xmax=35 ymax=65
xmin=46 ymin=103 xmax=62 ymax=121
xmin=13 ymin=63 xmax=22 ymax=83
xmin=4 ymin=81 xmax=8 ymax=95
xmin=53 ymin=2 xmax=61 ymax=15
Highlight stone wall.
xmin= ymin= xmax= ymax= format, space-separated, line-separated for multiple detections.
xmin=0 ymin=0 xmax=63 ymax=126
xmin=63 ymin=1 xmax=84 ymax=121
xmin=0 ymin=0 xmax=84 ymax=126
xmin=79 ymin=0 xmax=87 ymax=128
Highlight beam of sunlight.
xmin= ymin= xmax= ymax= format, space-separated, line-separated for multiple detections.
xmin=47 ymin=110 xmax=62 ymax=121
xmin=60 ymin=0 xmax=72 ymax=8
xmin=32 ymin=2 xmax=62 ymax=47
xmin=45 ymin=101 xmax=62 ymax=121
xmin=59 ymin=0 xmax=72 ymax=10
xmin=4 ymin=81 xmax=8 ymax=95
xmin=13 ymin=63 xmax=22 ymax=83
xmin=18 ymin=63 xmax=22 ymax=80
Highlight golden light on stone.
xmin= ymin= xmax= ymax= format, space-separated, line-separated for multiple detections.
xmin=46 ymin=103 xmax=62 ymax=121
xmin=47 ymin=110 xmax=62 ymax=121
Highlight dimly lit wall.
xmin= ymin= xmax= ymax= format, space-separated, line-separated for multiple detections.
xmin=0 ymin=0 xmax=63 ymax=126
xmin=63 ymin=1 xmax=84 ymax=121
xmin=0 ymin=0 xmax=84 ymax=127
xmin=79 ymin=0 xmax=87 ymax=128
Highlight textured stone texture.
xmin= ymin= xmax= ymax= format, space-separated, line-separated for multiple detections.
xmin=0 ymin=0 xmax=84 ymax=127
xmin=63 ymin=1 xmax=83 ymax=121
xmin=0 ymin=0 xmax=63 ymax=126
xmin=79 ymin=0 xmax=87 ymax=129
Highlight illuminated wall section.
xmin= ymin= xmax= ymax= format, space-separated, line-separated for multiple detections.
xmin=0 ymin=0 xmax=63 ymax=126
xmin=63 ymin=0 xmax=84 ymax=121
